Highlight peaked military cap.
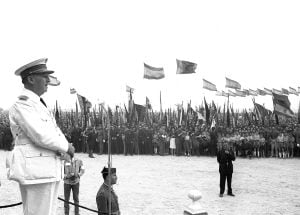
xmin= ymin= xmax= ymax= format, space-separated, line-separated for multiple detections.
xmin=15 ymin=58 xmax=54 ymax=79
xmin=101 ymin=166 xmax=116 ymax=174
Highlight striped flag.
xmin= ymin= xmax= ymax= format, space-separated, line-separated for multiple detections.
xmin=48 ymin=75 xmax=61 ymax=86
xmin=176 ymin=59 xmax=197 ymax=74
xmin=282 ymin=88 xmax=289 ymax=95
xmin=70 ymin=88 xmax=77 ymax=94
xmin=257 ymin=88 xmax=267 ymax=96
xmin=235 ymin=89 xmax=246 ymax=97
xmin=143 ymin=63 xmax=165 ymax=79
xmin=126 ymin=85 xmax=134 ymax=93
xmin=273 ymin=88 xmax=283 ymax=95
xmin=272 ymin=93 xmax=294 ymax=118
xmin=203 ymin=79 xmax=217 ymax=91
xmin=289 ymin=87 xmax=298 ymax=95
xmin=228 ymin=90 xmax=236 ymax=97
xmin=249 ymin=89 xmax=258 ymax=96
xmin=263 ymin=88 xmax=273 ymax=95
xmin=225 ymin=77 xmax=241 ymax=89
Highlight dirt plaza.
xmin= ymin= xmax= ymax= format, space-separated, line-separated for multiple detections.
xmin=1 ymin=151 xmax=300 ymax=215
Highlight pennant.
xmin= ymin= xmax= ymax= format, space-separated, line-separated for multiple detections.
xmin=263 ymin=88 xmax=273 ymax=95
xmin=257 ymin=88 xmax=267 ymax=96
xmin=225 ymin=77 xmax=241 ymax=89
xmin=176 ymin=59 xmax=197 ymax=74
xmin=272 ymin=93 xmax=294 ymax=118
xmin=249 ymin=89 xmax=258 ymax=96
xmin=70 ymin=88 xmax=77 ymax=94
xmin=203 ymin=79 xmax=217 ymax=91
xmin=146 ymin=96 xmax=152 ymax=109
xmin=289 ymin=87 xmax=299 ymax=95
xmin=204 ymin=97 xmax=210 ymax=125
xmin=298 ymin=87 xmax=300 ymax=93
xmin=282 ymin=88 xmax=289 ymax=95
xmin=143 ymin=63 xmax=165 ymax=79
xmin=298 ymin=101 xmax=300 ymax=124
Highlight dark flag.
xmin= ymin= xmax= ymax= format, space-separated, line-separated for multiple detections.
xmin=55 ymin=100 xmax=59 ymax=124
xmin=134 ymin=103 xmax=146 ymax=122
xmin=176 ymin=59 xmax=197 ymax=74
xmin=272 ymin=93 xmax=294 ymax=118
xmin=204 ymin=97 xmax=210 ymax=125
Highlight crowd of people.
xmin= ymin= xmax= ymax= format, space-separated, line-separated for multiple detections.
xmin=60 ymin=120 xmax=300 ymax=159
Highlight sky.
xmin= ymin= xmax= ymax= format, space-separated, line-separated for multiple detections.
xmin=0 ymin=0 xmax=299 ymax=112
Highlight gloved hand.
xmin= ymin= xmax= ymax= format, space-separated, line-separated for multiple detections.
xmin=67 ymin=143 xmax=75 ymax=158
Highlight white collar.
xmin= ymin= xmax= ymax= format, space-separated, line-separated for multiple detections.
xmin=21 ymin=88 xmax=42 ymax=104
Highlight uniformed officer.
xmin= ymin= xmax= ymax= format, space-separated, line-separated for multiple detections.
xmin=96 ymin=167 xmax=120 ymax=215
xmin=7 ymin=58 xmax=75 ymax=215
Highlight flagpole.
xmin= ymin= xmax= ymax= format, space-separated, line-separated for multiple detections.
xmin=101 ymin=104 xmax=112 ymax=215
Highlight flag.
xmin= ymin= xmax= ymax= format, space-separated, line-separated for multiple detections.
xmin=77 ymin=94 xmax=92 ymax=128
xmin=272 ymin=93 xmax=294 ymax=118
xmin=70 ymin=88 xmax=77 ymax=94
xmin=257 ymin=88 xmax=267 ymax=96
xmin=126 ymin=85 xmax=134 ymax=93
xmin=243 ymin=89 xmax=249 ymax=96
xmin=204 ymin=97 xmax=210 ymax=125
xmin=298 ymin=101 xmax=300 ymax=124
xmin=176 ymin=59 xmax=197 ymax=74
xmin=235 ymin=89 xmax=246 ymax=97
xmin=249 ymin=89 xmax=258 ymax=96
xmin=203 ymin=79 xmax=217 ymax=91
xmin=282 ymin=88 xmax=289 ymax=95
xmin=263 ymin=88 xmax=273 ymax=95
xmin=272 ymin=88 xmax=283 ymax=95
xmin=228 ymin=90 xmax=236 ymax=97
xmin=216 ymin=91 xmax=223 ymax=96
xmin=146 ymin=96 xmax=152 ymax=109
xmin=48 ymin=75 xmax=61 ymax=86
xmin=160 ymin=91 xmax=163 ymax=121
xmin=289 ymin=87 xmax=298 ymax=95
xmin=225 ymin=77 xmax=241 ymax=89
xmin=253 ymin=101 xmax=272 ymax=124
xmin=55 ymin=100 xmax=59 ymax=123
xmin=134 ymin=103 xmax=146 ymax=122
xmin=143 ymin=63 xmax=165 ymax=79
xmin=298 ymin=87 xmax=300 ymax=93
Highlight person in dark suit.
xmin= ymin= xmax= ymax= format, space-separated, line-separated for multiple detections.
xmin=217 ymin=142 xmax=236 ymax=197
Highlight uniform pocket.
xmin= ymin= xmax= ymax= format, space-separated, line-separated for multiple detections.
xmin=25 ymin=155 xmax=57 ymax=180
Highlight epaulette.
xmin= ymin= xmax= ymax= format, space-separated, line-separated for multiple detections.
xmin=18 ymin=95 xmax=29 ymax=101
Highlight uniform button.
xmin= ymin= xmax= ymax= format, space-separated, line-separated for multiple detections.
xmin=40 ymin=153 xmax=43 ymax=156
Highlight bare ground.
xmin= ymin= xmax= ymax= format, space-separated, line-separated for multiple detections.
xmin=1 ymin=151 xmax=300 ymax=215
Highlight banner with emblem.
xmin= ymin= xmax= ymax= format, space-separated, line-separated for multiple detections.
xmin=225 ymin=77 xmax=241 ymax=89
xmin=176 ymin=59 xmax=197 ymax=74
xmin=203 ymin=79 xmax=217 ymax=91
xmin=143 ymin=63 xmax=165 ymax=79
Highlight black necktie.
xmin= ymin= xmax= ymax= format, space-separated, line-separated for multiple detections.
xmin=40 ymin=98 xmax=47 ymax=107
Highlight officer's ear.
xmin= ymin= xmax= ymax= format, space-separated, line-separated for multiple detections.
xmin=26 ymin=75 xmax=36 ymax=85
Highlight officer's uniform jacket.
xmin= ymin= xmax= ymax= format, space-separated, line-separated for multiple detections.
xmin=96 ymin=183 xmax=120 ymax=215
xmin=7 ymin=88 xmax=69 ymax=185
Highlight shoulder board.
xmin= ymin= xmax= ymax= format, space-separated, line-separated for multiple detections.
xmin=18 ymin=95 xmax=29 ymax=101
